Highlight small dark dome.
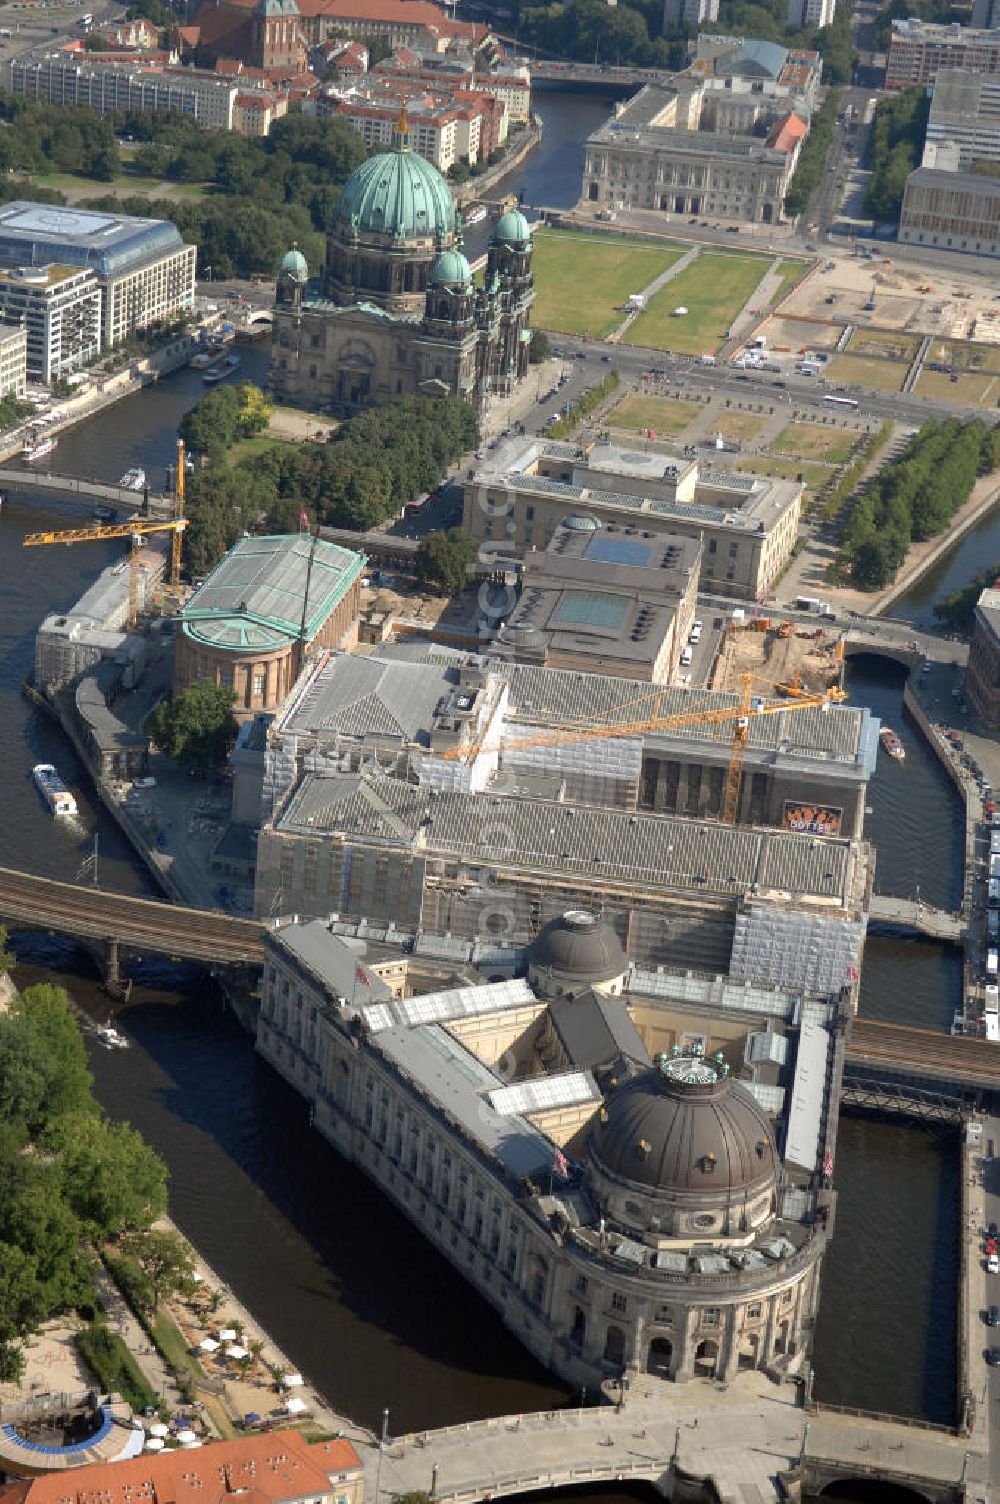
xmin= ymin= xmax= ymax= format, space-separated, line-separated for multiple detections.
xmin=592 ymin=1050 xmax=776 ymax=1195
xmin=528 ymin=910 xmax=626 ymax=984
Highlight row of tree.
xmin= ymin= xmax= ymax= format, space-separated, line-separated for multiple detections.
xmin=836 ymin=419 xmax=1000 ymax=590
xmin=180 ymin=391 xmax=478 ymax=576
xmin=0 ymin=936 xmax=168 ymax=1381
xmin=0 ymin=96 xmax=372 ymax=278
xmin=783 ymin=89 xmax=839 ymax=219
xmin=863 ymin=88 xmax=929 ymax=223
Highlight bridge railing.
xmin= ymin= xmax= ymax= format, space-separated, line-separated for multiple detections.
xmin=398 ymin=1408 xmax=589 ymax=1446
xmin=417 ymin=1459 xmax=664 ymax=1503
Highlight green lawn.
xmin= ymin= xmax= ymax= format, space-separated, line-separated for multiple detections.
xmin=16 ymin=171 xmax=213 ymax=203
xmin=629 ymin=252 xmax=772 ymax=354
xmin=925 ymin=339 xmax=1000 ymax=375
xmin=738 ymin=457 xmax=834 ymax=488
xmin=826 ymin=352 xmax=908 ymax=392
xmin=531 ymin=229 xmax=686 ymax=338
xmin=712 ymin=411 xmax=766 ymax=441
xmin=771 ymin=422 xmax=859 ymax=463
xmin=846 ymin=328 xmax=920 ymax=362
xmin=228 ymin=433 xmax=292 ymax=465
xmin=913 ymin=369 xmax=997 ymax=406
xmin=771 ymin=259 xmax=807 ymax=304
xmin=609 ymin=394 xmax=700 ymax=436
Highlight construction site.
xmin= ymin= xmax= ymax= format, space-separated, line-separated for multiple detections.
xmin=712 ymin=615 xmax=846 ymax=700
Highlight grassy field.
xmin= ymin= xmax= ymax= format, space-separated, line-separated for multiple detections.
xmin=847 ymin=328 xmax=919 ymax=362
xmin=771 ymin=422 xmax=859 ymax=463
xmin=826 ymin=353 xmax=908 ymax=392
xmin=738 ymin=456 xmax=834 ymax=488
xmin=771 ymin=259 xmax=807 ymax=304
xmin=712 ymin=411 xmax=765 ymax=441
xmin=531 ymin=230 xmax=685 ymax=338
xmin=228 ymin=432 xmax=292 ymax=464
xmin=630 ymin=252 xmax=772 ymax=354
xmin=17 ymin=171 xmax=212 ymax=202
xmin=913 ymin=369 xmax=998 ymax=406
xmin=925 ymin=339 xmax=1000 ymax=375
xmin=609 ymin=394 xmax=700 ymax=436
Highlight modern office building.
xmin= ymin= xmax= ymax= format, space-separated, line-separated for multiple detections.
xmin=464 ymin=436 xmax=803 ymax=601
xmin=898 ymin=161 xmax=1000 ymax=256
xmin=786 ymin=0 xmax=835 ymax=27
xmin=0 ymin=264 xmax=101 ymax=382
xmin=173 ymin=533 xmax=366 ymax=720
xmin=966 ymin=586 xmax=1000 ymax=728
xmin=0 ymin=320 xmax=27 ymax=397
xmin=257 ymin=911 xmax=845 ymax=1390
xmin=0 ymin=202 xmax=196 ymax=351
xmin=663 ymin=0 xmax=719 ymax=28
xmin=271 ymin=109 xmax=533 ymax=411
xmin=923 ymin=68 xmax=1000 ymax=167
xmin=885 ymin=19 xmax=1000 ymax=88
xmin=582 ymin=83 xmax=807 ymax=226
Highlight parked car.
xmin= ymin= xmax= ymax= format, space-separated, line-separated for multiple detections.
xmin=988 ymin=1304 xmax=1000 ymax=1327
xmin=988 ymin=1253 xmax=1000 ymax=1274
xmin=988 ymin=1348 xmax=1000 ymax=1366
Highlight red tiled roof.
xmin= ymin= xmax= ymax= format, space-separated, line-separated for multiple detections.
xmin=9 ymin=1434 xmax=362 ymax=1504
xmin=767 ymin=111 xmax=808 ymax=152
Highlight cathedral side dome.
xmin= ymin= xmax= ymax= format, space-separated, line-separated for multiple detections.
xmin=527 ymin=909 xmax=627 ymax=986
xmin=430 ymin=249 xmax=472 ymax=287
xmin=333 ymin=108 xmax=456 ymax=243
xmin=279 ymin=245 xmax=308 ymax=281
xmin=493 ymin=208 xmax=532 ymax=245
xmin=592 ymin=1048 xmax=777 ymax=1197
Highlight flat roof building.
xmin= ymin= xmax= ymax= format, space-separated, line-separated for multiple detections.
xmin=0 ymin=202 xmax=195 ymax=350
xmin=175 ymin=533 xmax=366 ymax=720
xmin=0 ymin=263 xmax=101 ymax=383
xmin=924 ymin=68 xmax=1000 ymax=168
xmin=899 ymin=161 xmax=1000 ymax=257
xmin=967 ymin=586 xmax=1000 ymax=728
xmin=0 ymin=320 xmax=27 ymax=397
xmin=885 ymin=18 xmax=1000 ymax=88
xmin=464 ymin=436 xmax=802 ymax=601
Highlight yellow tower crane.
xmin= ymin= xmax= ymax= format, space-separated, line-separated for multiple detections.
xmin=442 ymin=671 xmax=847 ymax=825
xmin=23 ymin=439 xmax=189 ymax=629
xmin=23 ymin=517 xmax=188 ymax=629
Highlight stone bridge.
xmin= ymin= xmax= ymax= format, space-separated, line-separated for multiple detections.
xmin=840 ymin=626 xmax=968 ymax=671
xmin=868 ymin=894 xmax=966 ymax=943
xmin=364 ymin=1377 xmax=975 ymax=1504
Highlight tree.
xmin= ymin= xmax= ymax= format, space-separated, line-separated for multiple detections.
xmin=149 ymin=682 xmax=238 ymax=773
xmin=415 ymin=530 xmax=478 ymax=595
xmin=126 ymin=1227 xmax=196 ymax=1311
xmin=60 ymin=1117 xmax=168 ymax=1236
xmin=83 ymin=32 xmax=112 ymax=50
xmin=0 ymin=925 xmax=13 ymax=973
xmin=528 ymin=329 xmax=551 ymax=365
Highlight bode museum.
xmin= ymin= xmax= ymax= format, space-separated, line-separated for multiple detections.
xmin=270 ymin=105 xmax=535 ymax=411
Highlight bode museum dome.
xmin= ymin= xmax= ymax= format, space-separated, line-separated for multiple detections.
xmin=270 ymin=106 xmax=534 ymax=412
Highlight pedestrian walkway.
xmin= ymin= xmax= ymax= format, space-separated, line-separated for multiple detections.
xmin=90 ymin=1264 xmax=183 ymax=1413
xmin=609 ymin=246 xmax=700 ymax=343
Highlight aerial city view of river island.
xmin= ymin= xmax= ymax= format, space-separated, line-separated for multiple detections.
xmin=2 ymin=3 xmax=1000 ymax=1501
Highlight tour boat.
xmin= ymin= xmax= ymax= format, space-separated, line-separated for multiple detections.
xmin=97 ymin=1025 xmax=128 ymax=1050
xmin=203 ymin=354 xmax=241 ymax=384
xmin=93 ymin=504 xmax=115 ymax=522
xmin=22 ymin=434 xmax=56 ymax=463
xmin=118 ymin=466 xmax=146 ymax=492
xmin=190 ymin=351 xmax=212 ymax=369
xmin=32 ymin=762 xmax=78 ymax=816
xmin=880 ymin=727 xmax=905 ymax=760
xmin=465 ymin=205 xmax=488 ymax=225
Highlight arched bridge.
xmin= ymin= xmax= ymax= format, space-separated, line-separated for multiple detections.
xmin=0 ymin=866 xmax=263 ymax=968
xmin=366 ymin=1385 xmax=972 ymax=1504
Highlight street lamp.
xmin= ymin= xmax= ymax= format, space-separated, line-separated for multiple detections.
xmin=203 ymin=266 xmax=213 ymax=283
xmin=374 ymin=1408 xmax=390 ymax=1504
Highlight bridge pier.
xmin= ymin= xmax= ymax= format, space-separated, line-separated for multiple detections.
xmin=102 ymin=939 xmax=131 ymax=1002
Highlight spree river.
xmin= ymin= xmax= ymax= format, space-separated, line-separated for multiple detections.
xmin=0 ymin=94 xmax=968 ymax=1432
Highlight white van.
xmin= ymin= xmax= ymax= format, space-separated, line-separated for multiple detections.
xmin=680 ymin=646 xmax=694 ymax=668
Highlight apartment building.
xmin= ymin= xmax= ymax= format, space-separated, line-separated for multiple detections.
xmin=786 ymin=0 xmax=835 ymax=27
xmin=0 ymin=265 xmax=101 ymax=382
xmin=0 ymin=322 xmax=27 ymax=397
xmin=663 ymin=0 xmax=719 ymax=27
xmin=885 ymin=19 xmax=1000 ymax=88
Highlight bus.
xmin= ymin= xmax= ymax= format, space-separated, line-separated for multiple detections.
xmin=986 ymin=983 xmax=999 ymax=1015
xmin=988 ymin=947 xmax=998 ymax=977
xmin=989 ymin=1014 xmax=1000 ymax=1042
xmin=823 ymin=394 xmax=859 ymax=410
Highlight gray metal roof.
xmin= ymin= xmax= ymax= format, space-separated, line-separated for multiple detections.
xmin=783 ymin=1016 xmax=830 ymax=1172
xmin=285 ymin=651 xmax=459 ymax=744
xmin=278 ymin=771 xmax=860 ymax=907
xmin=0 ymin=201 xmax=186 ymax=278
xmin=269 ymin=918 xmax=392 ymax=1004
xmin=547 ymin=991 xmax=651 ymax=1075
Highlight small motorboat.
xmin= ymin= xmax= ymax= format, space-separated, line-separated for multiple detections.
xmin=880 ymin=727 xmax=905 ymax=760
xmin=96 ymin=1025 xmax=128 ymax=1050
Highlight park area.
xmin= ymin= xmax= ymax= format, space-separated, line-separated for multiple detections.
xmin=530 ymin=229 xmax=685 ymax=338
xmin=629 ymin=252 xmax=773 ymax=354
xmin=608 ymin=394 xmax=701 ymax=436
xmin=14 ymin=170 xmax=211 ymax=203
xmin=771 ymin=422 xmax=860 ymax=463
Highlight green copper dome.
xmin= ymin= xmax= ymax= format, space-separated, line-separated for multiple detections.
xmin=279 ymin=245 xmax=308 ymax=281
xmin=430 ymin=248 xmax=471 ymax=286
xmin=494 ymin=209 xmax=531 ymax=245
xmin=334 ymin=119 xmax=456 ymax=243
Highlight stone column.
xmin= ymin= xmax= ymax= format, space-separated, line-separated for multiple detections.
xmin=674 ymin=1305 xmax=698 ymax=1381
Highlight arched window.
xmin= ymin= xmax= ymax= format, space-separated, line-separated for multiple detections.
xmin=603 ymin=1325 xmax=625 ymax=1367
xmin=569 ymin=1307 xmax=586 ymax=1349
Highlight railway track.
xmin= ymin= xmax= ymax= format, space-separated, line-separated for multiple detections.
xmin=848 ymin=1017 xmax=1000 ymax=1088
xmin=0 ymin=864 xmax=264 ymax=966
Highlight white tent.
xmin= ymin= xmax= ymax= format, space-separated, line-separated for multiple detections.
xmin=225 ymin=1345 xmax=249 ymax=1360
xmin=181 ymin=1440 xmax=203 ymax=1450
xmin=175 ymin=1430 xmax=197 ymax=1445
xmin=282 ymin=1373 xmax=304 ymax=1388
xmin=198 ymin=1337 xmax=220 ymax=1353
xmin=283 ymin=1397 xmax=307 ymax=1415
xmin=218 ymin=1328 xmax=238 ymax=1341
xmin=145 ymin=1438 xmax=165 ymax=1452
xmin=673 ymin=306 xmax=688 ymax=316
xmin=148 ymin=1424 xmax=169 ymax=1439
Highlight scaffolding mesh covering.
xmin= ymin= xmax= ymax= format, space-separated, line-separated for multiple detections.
xmin=729 ymin=905 xmax=863 ymax=995
xmin=629 ymin=968 xmax=804 ymax=1021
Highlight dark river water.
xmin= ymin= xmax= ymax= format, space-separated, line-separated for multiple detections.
xmin=0 ymin=93 xmax=971 ymax=1439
